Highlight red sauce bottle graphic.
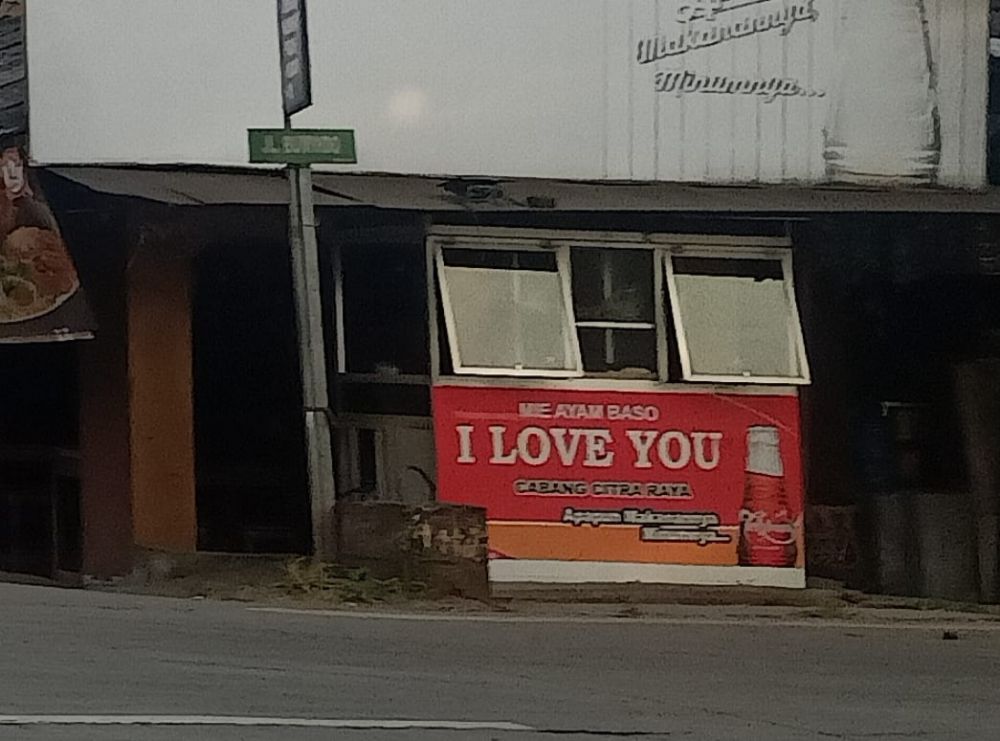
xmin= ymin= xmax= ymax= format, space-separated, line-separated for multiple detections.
xmin=738 ymin=426 xmax=798 ymax=568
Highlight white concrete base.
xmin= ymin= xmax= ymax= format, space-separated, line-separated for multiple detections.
xmin=489 ymin=560 xmax=806 ymax=588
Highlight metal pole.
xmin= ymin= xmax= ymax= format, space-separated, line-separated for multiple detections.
xmin=287 ymin=163 xmax=337 ymax=557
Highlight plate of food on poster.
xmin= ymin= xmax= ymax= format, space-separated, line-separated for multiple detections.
xmin=0 ymin=147 xmax=92 ymax=340
xmin=0 ymin=225 xmax=80 ymax=323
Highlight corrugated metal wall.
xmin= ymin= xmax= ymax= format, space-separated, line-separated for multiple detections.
xmin=24 ymin=0 xmax=990 ymax=186
xmin=605 ymin=0 xmax=987 ymax=187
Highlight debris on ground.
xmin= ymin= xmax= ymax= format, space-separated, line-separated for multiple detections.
xmin=46 ymin=551 xmax=1000 ymax=625
xmin=277 ymin=558 xmax=428 ymax=604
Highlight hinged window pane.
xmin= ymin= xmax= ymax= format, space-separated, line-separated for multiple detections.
xmin=666 ymin=252 xmax=809 ymax=384
xmin=437 ymin=245 xmax=582 ymax=376
xmin=517 ymin=270 xmax=576 ymax=370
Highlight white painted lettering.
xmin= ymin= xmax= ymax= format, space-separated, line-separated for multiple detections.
xmin=488 ymin=426 xmax=517 ymax=465
xmin=519 ymin=402 xmax=552 ymax=419
xmin=657 ymin=431 xmax=692 ymax=469
xmin=692 ymin=431 xmax=723 ymax=470
xmin=625 ymin=430 xmax=659 ymax=469
xmin=517 ymin=427 xmax=551 ymax=467
xmin=549 ymin=428 xmax=585 ymax=467
xmin=455 ymin=425 xmax=476 ymax=464
xmin=582 ymin=430 xmax=615 ymax=468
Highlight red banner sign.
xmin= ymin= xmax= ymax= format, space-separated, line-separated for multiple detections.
xmin=433 ymin=385 xmax=804 ymax=571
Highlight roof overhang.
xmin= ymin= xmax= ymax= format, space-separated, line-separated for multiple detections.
xmin=46 ymin=165 xmax=1000 ymax=213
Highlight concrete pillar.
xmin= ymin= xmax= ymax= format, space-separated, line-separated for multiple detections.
xmin=914 ymin=491 xmax=979 ymax=603
xmin=127 ymin=245 xmax=197 ymax=552
xmin=954 ymin=360 xmax=1000 ymax=603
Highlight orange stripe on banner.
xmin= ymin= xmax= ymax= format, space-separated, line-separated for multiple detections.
xmin=488 ymin=522 xmax=740 ymax=565
xmin=489 ymin=522 xmax=806 ymax=568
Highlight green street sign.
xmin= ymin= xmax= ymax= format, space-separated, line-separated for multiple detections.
xmin=248 ymin=128 xmax=357 ymax=165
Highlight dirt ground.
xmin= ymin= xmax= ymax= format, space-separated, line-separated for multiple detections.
xmin=57 ymin=552 xmax=1000 ymax=626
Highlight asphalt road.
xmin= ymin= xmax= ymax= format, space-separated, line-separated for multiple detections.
xmin=0 ymin=585 xmax=998 ymax=740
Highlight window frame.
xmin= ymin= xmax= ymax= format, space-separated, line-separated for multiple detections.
xmin=427 ymin=227 xmax=806 ymax=387
xmin=432 ymin=236 xmax=585 ymax=378
xmin=569 ymin=246 xmax=663 ymax=379
xmin=662 ymin=243 xmax=811 ymax=386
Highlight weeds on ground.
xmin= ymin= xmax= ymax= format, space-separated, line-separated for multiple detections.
xmin=278 ymin=558 xmax=427 ymax=604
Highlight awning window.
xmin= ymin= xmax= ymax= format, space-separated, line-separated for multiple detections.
xmin=664 ymin=249 xmax=809 ymax=384
xmin=436 ymin=244 xmax=583 ymax=377
xmin=430 ymin=228 xmax=809 ymax=386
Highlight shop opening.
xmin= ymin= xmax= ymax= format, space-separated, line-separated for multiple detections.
xmin=193 ymin=235 xmax=310 ymax=554
xmin=0 ymin=344 xmax=80 ymax=577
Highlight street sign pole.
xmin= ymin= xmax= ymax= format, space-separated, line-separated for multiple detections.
xmin=286 ymin=161 xmax=336 ymax=558
xmin=276 ymin=0 xmax=336 ymax=557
